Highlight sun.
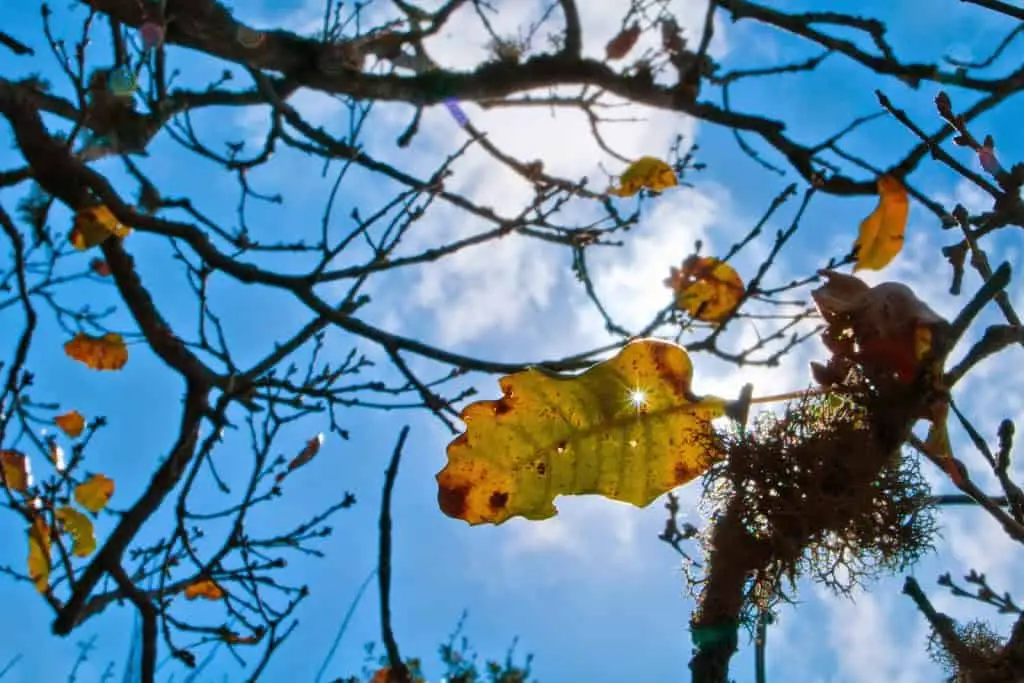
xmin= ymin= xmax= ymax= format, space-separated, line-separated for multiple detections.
xmin=627 ymin=388 xmax=648 ymax=409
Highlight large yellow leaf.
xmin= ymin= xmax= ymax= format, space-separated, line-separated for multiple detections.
xmin=69 ymin=205 xmax=131 ymax=251
xmin=436 ymin=339 xmax=727 ymax=525
xmin=55 ymin=506 xmax=97 ymax=557
xmin=607 ymin=157 xmax=678 ymax=197
xmin=665 ymin=256 xmax=745 ymax=323
xmin=27 ymin=518 xmax=51 ymax=593
xmin=64 ymin=332 xmax=128 ymax=371
xmin=853 ymin=175 xmax=908 ymax=271
xmin=0 ymin=450 xmax=31 ymax=492
xmin=74 ymin=473 xmax=115 ymax=513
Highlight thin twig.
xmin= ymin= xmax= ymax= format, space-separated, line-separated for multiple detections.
xmin=379 ymin=426 xmax=411 ymax=683
xmin=316 ymin=568 xmax=378 ymax=683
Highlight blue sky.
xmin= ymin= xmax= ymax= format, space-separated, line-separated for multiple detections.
xmin=2 ymin=1 xmax=1024 ymax=682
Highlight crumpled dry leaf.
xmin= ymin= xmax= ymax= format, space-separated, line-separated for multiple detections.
xmin=90 ymin=258 xmax=112 ymax=277
xmin=275 ymin=433 xmax=325 ymax=482
xmin=660 ymin=17 xmax=685 ymax=54
xmin=811 ymin=270 xmax=947 ymax=384
xmin=605 ymin=23 xmax=641 ymax=60
xmin=664 ymin=256 xmax=745 ymax=323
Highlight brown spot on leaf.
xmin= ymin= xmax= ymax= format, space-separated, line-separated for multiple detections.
xmin=488 ymin=491 xmax=509 ymax=510
xmin=493 ymin=397 xmax=512 ymax=415
xmin=536 ymin=462 xmax=546 ymax=475
xmin=438 ymin=484 xmax=470 ymax=519
xmin=674 ymin=461 xmax=691 ymax=484
xmin=651 ymin=342 xmax=690 ymax=398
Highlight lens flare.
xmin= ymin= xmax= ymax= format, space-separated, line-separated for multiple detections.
xmin=627 ymin=388 xmax=647 ymax=409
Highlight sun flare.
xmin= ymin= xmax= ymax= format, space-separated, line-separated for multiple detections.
xmin=627 ymin=388 xmax=648 ymax=409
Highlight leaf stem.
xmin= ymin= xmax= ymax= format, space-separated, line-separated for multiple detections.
xmin=748 ymin=387 xmax=825 ymax=405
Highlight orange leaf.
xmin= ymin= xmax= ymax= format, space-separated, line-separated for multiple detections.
xmin=0 ymin=450 xmax=31 ymax=492
xmin=184 ymin=579 xmax=224 ymax=600
xmin=90 ymin=258 xmax=112 ymax=277
xmin=852 ymin=175 xmax=908 ymax=271
xmin=64 ymin=332 xmax=128 ymax=370
xmin=55 ymin=410 xmax=86 ymax=437
xmin=55 ymin=506 xmax=97 ymax=557
xmin=27 ymin=517 xmax=51 ymax=593
xmin=275 ymin=433 xmax=324 ymax=482
xmin=605 ymin=23 xmax=641 ymax=60
xmin=664 ymin=256 xmax=745 ymax=323
xmin=74 ymin=473 xmax=115 ymax=513
xmin=69 ymin=205 xmax=131 ymax=251
xmin=370 ymin=667 xmax=425 ymax=683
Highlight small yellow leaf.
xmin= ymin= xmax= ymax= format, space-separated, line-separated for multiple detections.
xmin=55 ymin=410 xmax=86 ymax=437
xmin=55 ymin=506 xmax=97 ymax=557
xmin=436 ymin=339 xmax=727 ymax=525
xmin=853 ymin=175 xmax=908 ymax=271
xmin=921 ymin=400 xmax=965 ymax=486
xmin=69 ymin=205 xmax=131 ymax=251
xmin=74 ymin=474 xmax=115 ymax=513
xmin=27 ymin=517 xmax=51 ymax=593
xmin=665 ymin=256 xmax=745 ymax=323
xmin=64 ymin=332 xmax=128 ymax=371
xmin=608 ymin=157 xmax=678 ymax=197
xmin=184 ymin=579 xmax=224 ymax=600
xmin=0 ymin=450 xmax=31 ymax=492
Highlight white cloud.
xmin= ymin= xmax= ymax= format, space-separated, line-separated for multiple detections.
xmin=493 ymin=482 xmax=704 ymax=589
xmin=943 ymin=509 xmax=1021 ymax=589
xmin=823 ymin=592 xmax=933 ymax=683
xmin=380 ymin=102 xmax=706 ymax=351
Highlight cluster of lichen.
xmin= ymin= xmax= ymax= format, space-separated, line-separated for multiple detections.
xmin=695 ymin=391 xmax=938 ymax=619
